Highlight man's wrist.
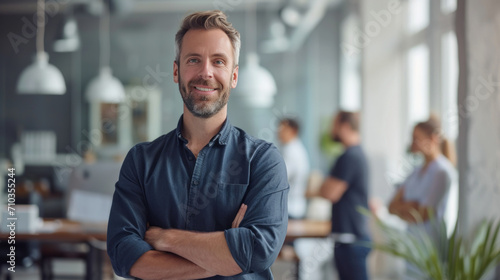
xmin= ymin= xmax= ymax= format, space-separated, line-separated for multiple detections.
xmin=160 ymin=229 xmax=181 ymax=252
xmin=157 ymin=229 xmax=171 ymax=252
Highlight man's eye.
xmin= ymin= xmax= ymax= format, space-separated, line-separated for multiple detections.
xmin=215 ymin=60 xmax=224 ymax=65
xmin=188 ymin=58 xmax=199 ymax=63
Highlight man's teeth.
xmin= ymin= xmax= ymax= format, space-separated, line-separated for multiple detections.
xmin=195 ymin=87 xmax=215 ymax=92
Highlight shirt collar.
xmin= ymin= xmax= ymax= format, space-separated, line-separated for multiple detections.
xmin=175 ymin=114 xmax=231 ymax=146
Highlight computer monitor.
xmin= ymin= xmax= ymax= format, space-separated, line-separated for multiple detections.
xmin=66 ymin=161 xmax=121 ymax=224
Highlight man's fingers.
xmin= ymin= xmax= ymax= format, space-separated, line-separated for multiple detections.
xmin=232 ymin=205 xmax=243 ymax=228
xmin=236 ymin=204 xmax=247 ymax=226
xmin=233 ymin=204 xmax=246 ymax=228
xmin=232 ymin=204 xmax=247 ymax=228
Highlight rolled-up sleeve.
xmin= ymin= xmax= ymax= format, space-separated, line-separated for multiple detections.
xmin=224 ymin=144 xmax=289 ymax=274
xmin=107 ymin=146 xmax=153 ymax=278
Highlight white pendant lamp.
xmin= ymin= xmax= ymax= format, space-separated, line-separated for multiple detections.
xmin=17 ymin=0 xmax=66 ymax=95
xmin=85 ymin=66 xmax=124 ymax=103
xmin=237 ymin=53 xmax=277 ymax=108
xmin=237 ymin=3 xmax=277 ymax=108
xmin=85 ymin=3 xmax=125 ymax=103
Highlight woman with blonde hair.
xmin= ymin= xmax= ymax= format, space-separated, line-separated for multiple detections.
xmin=388 ymin=115 xmax=457 ymax=277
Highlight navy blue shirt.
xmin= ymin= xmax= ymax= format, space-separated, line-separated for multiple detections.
xmin=107 ymin=116 xmax=289 ymax=279
xmin=329 ymin=145 xmax=370 ymax=240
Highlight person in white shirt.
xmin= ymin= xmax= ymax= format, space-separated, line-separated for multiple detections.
xmin=278 ymin=118 xmax=310 ymax=219
xmin=389 ymin=115 xmax=457 ymax=279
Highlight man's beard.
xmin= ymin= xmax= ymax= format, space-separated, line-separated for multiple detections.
xmin=179 ymin=74 xmax=231 ymax=119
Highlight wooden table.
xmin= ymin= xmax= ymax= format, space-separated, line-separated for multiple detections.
xmin=286 ymin=219 xmax=331 ymax=242
xmin=281 ymin=219 xmax=331 ymax=280
xmin=1 ymin=218 xmax=330 ymax=242
xmin=0 ymin=219 xmax=330 ymax=279
xmin=0 ymin=219 xmax=107 ymax=242
xmin=0 ymin=219 xmax=107 ymax=280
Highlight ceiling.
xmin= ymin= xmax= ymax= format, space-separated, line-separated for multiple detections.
xmin=0 ymin=0 xmax=291 ymax=14
xmin=0 ymin=0 xmax=344 ymax=14
xmin=0 ymin=0 xmax=343 ymax=53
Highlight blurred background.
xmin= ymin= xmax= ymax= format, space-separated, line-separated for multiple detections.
xmin=0 ymin=0 xmax=499 ymax=279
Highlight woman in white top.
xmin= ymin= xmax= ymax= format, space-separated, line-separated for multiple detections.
xmin=388 ymin=115 xmax=457 ymax=278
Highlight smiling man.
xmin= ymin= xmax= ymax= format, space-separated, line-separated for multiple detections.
xmin=106 ymin=10 xmax=289 ymax=280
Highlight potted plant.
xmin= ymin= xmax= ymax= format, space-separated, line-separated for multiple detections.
xmin=365 ymin=208 xmax=500 ymax=280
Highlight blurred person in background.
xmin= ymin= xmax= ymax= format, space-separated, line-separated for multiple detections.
xmin=320 ymin=111 xmax=371 ymax=280
xmin=388 ymin=115 xmax=457 ymax=278
xmin=278 ymin=118 xmax=310 ymax=219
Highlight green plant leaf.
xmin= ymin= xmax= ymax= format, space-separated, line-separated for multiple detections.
xmin=361 ymin=208 xmax=500 ymax=280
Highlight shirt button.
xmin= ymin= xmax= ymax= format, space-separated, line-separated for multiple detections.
xmin=188 ymin=156 xmax=194 ymax=161
xmin=193 ymin=180 xmax=199 ymax=186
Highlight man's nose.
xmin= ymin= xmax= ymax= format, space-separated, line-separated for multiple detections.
xmin=199 ymin=60 xmax=214 ymax=80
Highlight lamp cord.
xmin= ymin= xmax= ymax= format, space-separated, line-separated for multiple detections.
xmin=245 ymin=2 xmax=257 ymax=54
xmin=36 ymin=0 xmax=45 ymax=54
xmin=99 ymin=1 xmax=110 ymax=69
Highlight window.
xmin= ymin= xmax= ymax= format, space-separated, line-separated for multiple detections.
xmin=407 ymin=44 xmax=430 ymax=126
xmin=441 ymin=0 xmax=457 ymax=14
xmin=408 ymin=0 xmax=430 ymax=33
xmin=340 ymin=15 xmax=361 ymax=111
xmin=441 ymin=31 xmax=458 ymax=140
xmin=404 ymin=0 xmax=457 ymax=137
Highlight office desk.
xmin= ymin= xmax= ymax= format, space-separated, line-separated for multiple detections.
xmin=3 ymin=219 xmax=331 ymax=240
xmin=281 ymin=220 xmax=331 ymax=279
xmin=0 ymin=219 xmax=107 ymax=280
xmin=0 ymin=219 xmax=107 ymax=242
xmin=0 ymin=219 xmax=331 ymax=280
xmin=286 ymin=219 xmax=331 ymax=242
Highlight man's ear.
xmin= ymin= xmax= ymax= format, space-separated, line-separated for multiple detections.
xmin=231 ymin=65 xmax=239 ymax=88
xmin=173 ymin=61 xmax=179 ymax=84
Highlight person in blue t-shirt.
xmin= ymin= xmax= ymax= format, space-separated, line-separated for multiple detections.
xmin=320 ymin=111 xmax=371 ymax=280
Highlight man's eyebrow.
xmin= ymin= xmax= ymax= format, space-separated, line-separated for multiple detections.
xmin=182 ymin=53 xmax=230 ymax=59
xmin=182 ymin=53 xmax=201 ymax=59
xmin=212 ymin=53 xmax=229 ymax=59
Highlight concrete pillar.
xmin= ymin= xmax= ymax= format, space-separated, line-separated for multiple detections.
xmin=457 ymin=0 xmax=500 ymax=231
xmin=457 ymin=0 xmax=500 ymax=277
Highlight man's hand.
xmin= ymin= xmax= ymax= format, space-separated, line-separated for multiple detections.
xmin=145 ymin=226 xmax=168 ymax=251
xmin=232 ymin=203 xmax=247 ymax=228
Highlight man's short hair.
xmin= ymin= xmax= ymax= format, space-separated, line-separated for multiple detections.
xmin=175 ymin=10 xmax=241 ymax=66
xmin=337 ymin=111 xmax=360 ymax=132
xmin=280 ymin=118 xmax=300 ymax=133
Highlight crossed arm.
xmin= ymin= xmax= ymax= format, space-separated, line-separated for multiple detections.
xmin=109 ymin=144 xmax=288 ymax=279
xmin=130 ymin=204 xmax=248 ymax=280
xmin=319 ymin=176 xmax=348 ymax=203
xmin=388 ymin=188 xmax=432 ymax=223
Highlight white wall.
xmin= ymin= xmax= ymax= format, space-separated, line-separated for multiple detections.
xmin=360 ymin=0 xmax=407 ymax=203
